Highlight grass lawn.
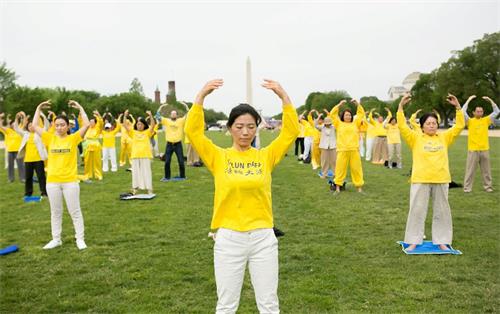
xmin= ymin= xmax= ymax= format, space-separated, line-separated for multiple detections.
xmin=0 ymin=131 xmax=499 ymax=313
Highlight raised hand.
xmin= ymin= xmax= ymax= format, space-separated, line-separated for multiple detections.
xmin=446 ymin=94 xmax=461 ymax=109
xmin=337 ymin=100 xmax=348 ymax=107
xmin=68 ymin=100 xmax=82 ymax=110
xmin=261 ymin=79 xmax=291 ymax=104
xmin=38 ymin=100 xmax=52 ymax=110
xmin=195 ymin=79 xmax=224 ymax=105
xmin=465 ymin=95 xmax=476 ymax=104
xmin=350 ymin=99 xmax=360 ymax=106
xmin=482 ymin=96 xmax=496 ymax=105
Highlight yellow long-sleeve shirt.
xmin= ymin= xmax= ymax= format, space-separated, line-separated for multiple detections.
xmin=330 ymin=104 xmax=365 ymax=152
xmin=300 ymin=119 xmax=316 ymax=137
xmin=466 ymin=117 xmax=492 ymax=151
xmin=161 ymin=116 xmax=186 ymax=143
xmin=185 ymin=103 xmax=299 ymax=232
xmin=368 ymin=112 xmax=387 ymax=136
xmin=397 ymin=109 xmax=464 ymax=183
xmin=307 ymin=113 xmax=321 ymax=143
xmin=383 ymin=111 xmax=401 ymax=144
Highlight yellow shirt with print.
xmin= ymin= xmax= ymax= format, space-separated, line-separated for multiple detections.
xmin=42 ymin=132 xmax=82 ymax=183
xmin=397 ymin=109 xmax=464 ymax=183
xmin=185 ymin=103 xmax=299 ymax=232
xmin=161 ymin=116 xmax=186 ymax=143
xmin=467 ymin=117 xmax=491 ymax=151
xmin=0 ymin=128 xmax=22 ymax=152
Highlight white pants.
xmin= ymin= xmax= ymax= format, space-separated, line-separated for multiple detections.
xmin=46 ymin=182 xmax=85 ymax=242
xmin=303 ymin=136 xmax=313 ymax=160
xmin=214 ymin=228 xmax=279 ymax=314
xmin=365 ymin=137 xmax=375 ymax=161
xmin=132 ymin=158 xmax=152 ymax=191
xmin=102 ymin=147 xmax=117 ymax=172
xmin=359 ymin=137 xmax=365 ymax=157
xmin=405 ymin=183 xmax=452 ymax=245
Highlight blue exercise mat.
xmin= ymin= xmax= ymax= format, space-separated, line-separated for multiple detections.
xmin=0 ymin=245 xmax=19 ymax=255
xmin=318 ymin=169 xmax=334 ymax=177
xmin=24 ymin=196 xmax=42 ymax=203
xmin=397 ymin=241 xmax=462 ymax=255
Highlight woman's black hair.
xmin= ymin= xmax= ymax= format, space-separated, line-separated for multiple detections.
xmin=54 ymin=115 xmax=71 ymax=135
xmin=340 ymin=109 xmax=353 ymax=122
xmin=419 ymin=112 xmax=438 ymax=129
xmin=134 ymin=116 xmax=149 ymax=130
xmin=227 ymin=103 xmax=261 ymax=128
xmin=389 ymin=117 xmax=397 ymax=124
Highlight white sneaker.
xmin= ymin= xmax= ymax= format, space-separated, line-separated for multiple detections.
xmin=43 ymin=239 xmax=62 ymax=250
xmin=76 ymin=239 xmax=87 ymax=250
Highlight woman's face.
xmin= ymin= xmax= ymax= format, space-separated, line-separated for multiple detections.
xmin=136 ymin=121 xmax=145 ymax=131
xmin=422 ymin=117 xmax=438 ymax=136
xmin=230 ymin=114 xmax=257 ymax=149
xmin=390 ymin=119 xmax=397 ymax=125
xmin=343 ymin=111 xmax=352 ymax=123
xmin=54 ymin=118 xmax=69 ymax=136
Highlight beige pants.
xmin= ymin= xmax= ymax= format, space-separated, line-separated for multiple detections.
xmin=320 ymin=148 xmax=336 ymax=177
xmin=132 ymin=158 xmax=152 ymax=191
xmin=464 ymin=150 xmax=493 ymax=192
xmin=371 ymin=136 xmax=388 ymax=163
xmin=405 ymin=183 xmax=453 ymax=245
xmin=387 ymin=143 xmax=402 ymax=167
xmin=186 ymin=144 xmax=200 ymax=166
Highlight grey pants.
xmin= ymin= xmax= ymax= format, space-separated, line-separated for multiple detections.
xmin=404 ymin=183 xmax=453 ymax=245
xmin=464 ymin=150 xmax=493 ymax=192
xmin=8 ymin=152 xmax=25 ymax=182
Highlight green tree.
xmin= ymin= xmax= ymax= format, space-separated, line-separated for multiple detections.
xmin=129 ymin=78 xmax=144 ymax=96
xmin=0 ymin=62 xmax=18 ymax=112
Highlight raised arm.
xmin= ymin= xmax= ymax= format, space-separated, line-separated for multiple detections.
xmin=186 ymin=79 xmax=225 ymax=172
xmin=261 ymin=79 xmax=299 ymax=168
xmin=32 ymin=100 xmax=52 ymax=137
xmin=483 ymin=96 xmax=500 ymax=123
xmin=397 ymin=94 xmax=417 ymax=147
xmin=67 ymin=101 xmax=89 ymax=138
xmin=122 ymin=110 xmax=132 ymax=132
xmin=350 ymin=99 xmax=366 ymax=127
xmin=382 ymin=108 xmax=392 ymax=128
xmin=443 ymin=94 xmax=464 ymax=145
xmin=462 ymin=95 xmax=475 ymax=123
xmin=146 ymin=111 xmax=156 ymax=134
xmin=329 ymin=100 xmax=347 ymax=128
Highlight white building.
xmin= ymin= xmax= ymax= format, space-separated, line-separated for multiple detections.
xmin=388 ymin=72 xmax=421 ymax=100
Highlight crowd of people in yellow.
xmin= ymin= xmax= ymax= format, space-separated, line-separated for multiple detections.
xmin=0 ymin=80 xmax=498 ymax=313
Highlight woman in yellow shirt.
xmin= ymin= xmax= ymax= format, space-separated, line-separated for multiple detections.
xmin=122 ymin=110 xmax=156 ymax=195
xmin=82 ymin=111 xmax=103 ymax=181
xmin=397 ymin=94 xmax=464 ymax=251
xmin=382 ymin=108 xmax=402 ymax=169
xmin=0 ymin=113 xmax=25 ymax=182
xmin=185 ymin=79 xmax=299 ymax=313
xmin=13 ymin=111 xmax=48 ymax=197
xmin=32 ymin=100 xmax=90 ymax=250
xmin=101 ymin=113 xmax=122 ymax=172
xmin=368 ymin=109 xmax=389 ymax=165
xmin=119 ymin=114 xmax=135 ymax=167
xmin=330 ymin=99 xmax=366 ymax=193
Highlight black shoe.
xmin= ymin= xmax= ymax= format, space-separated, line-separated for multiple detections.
xmin=273 ymin=227 xmax=285 ymax=237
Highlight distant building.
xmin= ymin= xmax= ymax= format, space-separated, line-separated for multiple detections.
xmin=388 ymin=72 xmax=421 ymax=100
xmin=154 ymin=86 xmax=161 ymax=104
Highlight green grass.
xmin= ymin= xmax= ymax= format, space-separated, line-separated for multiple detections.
xmin=0 ymin=131 xmax=499 ymax=313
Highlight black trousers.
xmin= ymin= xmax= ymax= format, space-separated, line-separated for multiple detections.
xmin=294 ymin=138 xmax=305 ymax=156
xmin=25 ymin=160 xmax=47 ymax=196
xmin=164 ymin=142 xmax=185 ymax=179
